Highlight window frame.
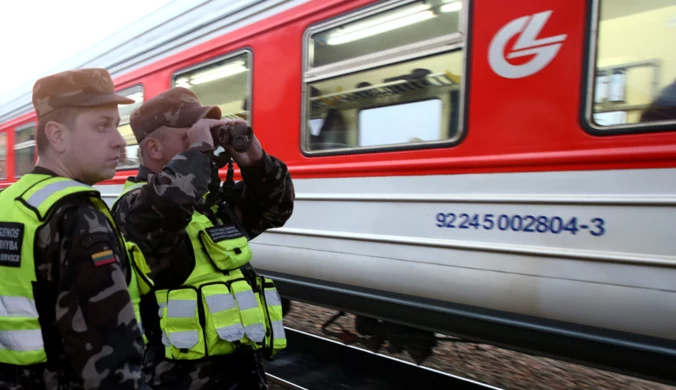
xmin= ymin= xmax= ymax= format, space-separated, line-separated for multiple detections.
xmin=13 ymin=122 xmax=37 ymax=178
xmin=581 ymin=0 xmax=676 ymax=136
xmin=170 ymin=48 xmax=254 ymax=126
xmin=300 ymin=0 xmax=471 ymax=157
xmin=115 ymin=83 xmax=145 ymax=171
xmin=0 ymin=129 xmax=7 ymax=180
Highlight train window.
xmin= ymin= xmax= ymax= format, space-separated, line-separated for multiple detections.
xmin=116 ymin=85 xmax=144 ymax=169
xmin=14 ymin=124 xmax=36 ymax=177
xmin=585 ymin=0 xmax=676 ymax=132
xmin=0 ymin=132 xmax=6 ymax=180
xmin=172 ymin=51 xmax=251 ymax=122
xmin=303 ymin=0 xmax=465 ymax=154
xmin=359 ymin=99 xmax=442 ymax=146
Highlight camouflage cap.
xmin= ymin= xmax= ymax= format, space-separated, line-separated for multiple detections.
xmin=129 ymin=87 xmax=222 ymax=143
xmin=32 ymin=68 xmax=135 ymax=119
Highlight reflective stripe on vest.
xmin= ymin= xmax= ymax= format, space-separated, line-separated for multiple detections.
xmin=258 ymin=276 xmax=286 ymax=357
xmin=0 ymin=175 xmax=103 ymax=365
xmin=161 ymin=288 xmax=205 ymax=360
xmin=117 ymin=178 xmax=285 ymax=361
xmin=166 ymin=297 xmax=199 ymax=349
xmin=230 ymin=281 xmax=265 ymax=343
xmin=0 ymin=174 xmax=151 ymax=366
xmin=0 ymin=330 xmax=44 ymax=352
xmin=264 ymin=286 xmax=286 ymax=347
xmin=0 ymin=296 xmax=38 ymax=317
xmin=204 ymin=291 xmax=244 ymax=341
xmin=24 ymin=180 xmax=94 ymax=210
xmin=0 ymin=297 xmax=44 ymax=354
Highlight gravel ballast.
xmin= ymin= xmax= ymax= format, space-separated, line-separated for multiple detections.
xmin=277 ymin=301 xmax=675 ymax=390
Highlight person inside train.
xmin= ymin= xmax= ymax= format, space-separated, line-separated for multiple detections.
xmin=640 ymin=78 xmax=676 ymax=123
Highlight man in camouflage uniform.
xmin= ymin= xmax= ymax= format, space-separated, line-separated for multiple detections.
xmin=0 ymin=69 xmax=149 ymax=389
xmin=111 ymin=87 xmax=295 ymax=390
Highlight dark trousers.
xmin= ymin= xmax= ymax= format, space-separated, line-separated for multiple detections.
xmin=142 ymin=345 xmax=268 ymax=390
xmin=0 ymin=363 xmax=82 ymax=390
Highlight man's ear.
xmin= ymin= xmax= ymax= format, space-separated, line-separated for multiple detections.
xmin=145 ymin=137 xmax=163 ymax=160
xmin=44 ymin=121 xmax=67 ymax=154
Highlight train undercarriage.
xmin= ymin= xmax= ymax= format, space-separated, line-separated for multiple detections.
xmin=269 ymin=274 xmax=676 ymax=387
xmin=282 ymin=298 xmax=471 ymax=365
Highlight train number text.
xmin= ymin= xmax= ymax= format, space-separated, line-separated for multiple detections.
xmin=435 ymin=213 xmax=605 ymax=237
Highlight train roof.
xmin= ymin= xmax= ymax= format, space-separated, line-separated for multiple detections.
xmin=0 ymin=0 xmax=308 ymax=124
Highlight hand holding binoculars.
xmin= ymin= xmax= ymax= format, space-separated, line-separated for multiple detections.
xmin=210 ymin=121 xmax=253 ymax=153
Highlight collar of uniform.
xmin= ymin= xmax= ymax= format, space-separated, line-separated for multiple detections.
xmin=30 ymin=166 xmax=60 ymax=176
xmin=30 ymin=166 xmax=89 ymax=186
xmin=134 ymin=165 xmax=154 ymax=182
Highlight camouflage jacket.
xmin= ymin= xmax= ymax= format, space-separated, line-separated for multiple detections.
xmin=112 ymin=142 xmax=295 ymax=289
xmin=0 ymin=167 xmax=148 ymax=390
xmin=111 ymin=143 xmax=294 ymax=389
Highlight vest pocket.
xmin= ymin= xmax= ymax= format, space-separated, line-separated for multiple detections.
xmin=201 ymin=283 xmax=243 ymax=355
xmin=163 ymin=288 xmax=205 ymax=360
xmin=230 ymin=279 xmax=266 ymax=344
xmin=257 ymin=276 xmax=287 ymax=357
xmin=198 ymin=230 xmax=252 ymax=271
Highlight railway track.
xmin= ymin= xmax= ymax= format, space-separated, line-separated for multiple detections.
xmin=267 ymin=373 xmax=309 ymax=390
xmin=264 ymin=327 xmax=502 ymax=389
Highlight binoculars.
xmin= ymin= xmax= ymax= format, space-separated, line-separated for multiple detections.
xmin=210 ymin=121 xmax=253 ymax=153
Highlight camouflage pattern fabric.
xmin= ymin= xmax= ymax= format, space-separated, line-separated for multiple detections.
xmin=31 ymin=68 xmax=134 ymax=119
xmin=0 ymin=167 xmax=148 ymax=390
xmin=141 ymin=343 xmax=268 ymax=390
xmin=128 ymin=87 xmax=221 ymax=143
xmin=112 ymin=140 xmax=295 ymax=389
xmin=112 ymin=142 xmax=295 ymax=288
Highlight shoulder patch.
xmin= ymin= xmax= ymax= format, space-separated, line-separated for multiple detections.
xmin=91 ymin=249 xmax=117 ymax=267
xmin=0 ymin=222 xmax=24 ymax=268
xmin=205 ymin=224 xmax=244 ymax=243
xmin=80 ymin=233 xmax=111 ymax=249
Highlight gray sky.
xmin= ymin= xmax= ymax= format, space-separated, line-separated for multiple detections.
xmin=0 ymin=0 xmax=173 ymax=101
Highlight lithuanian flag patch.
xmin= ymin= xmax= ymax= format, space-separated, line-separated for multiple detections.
xmin=91 ymin=250 xmax=116 ymax=267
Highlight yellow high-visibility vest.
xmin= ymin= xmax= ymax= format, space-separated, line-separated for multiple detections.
xmin=0 ymin=174 xmax=152 ymax=365
xmin=113 ymin=179 xmax=286 ymax=361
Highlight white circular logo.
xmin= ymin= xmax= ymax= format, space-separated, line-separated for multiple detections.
xmin=488 ymin=10 xmax=567 ymax=79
